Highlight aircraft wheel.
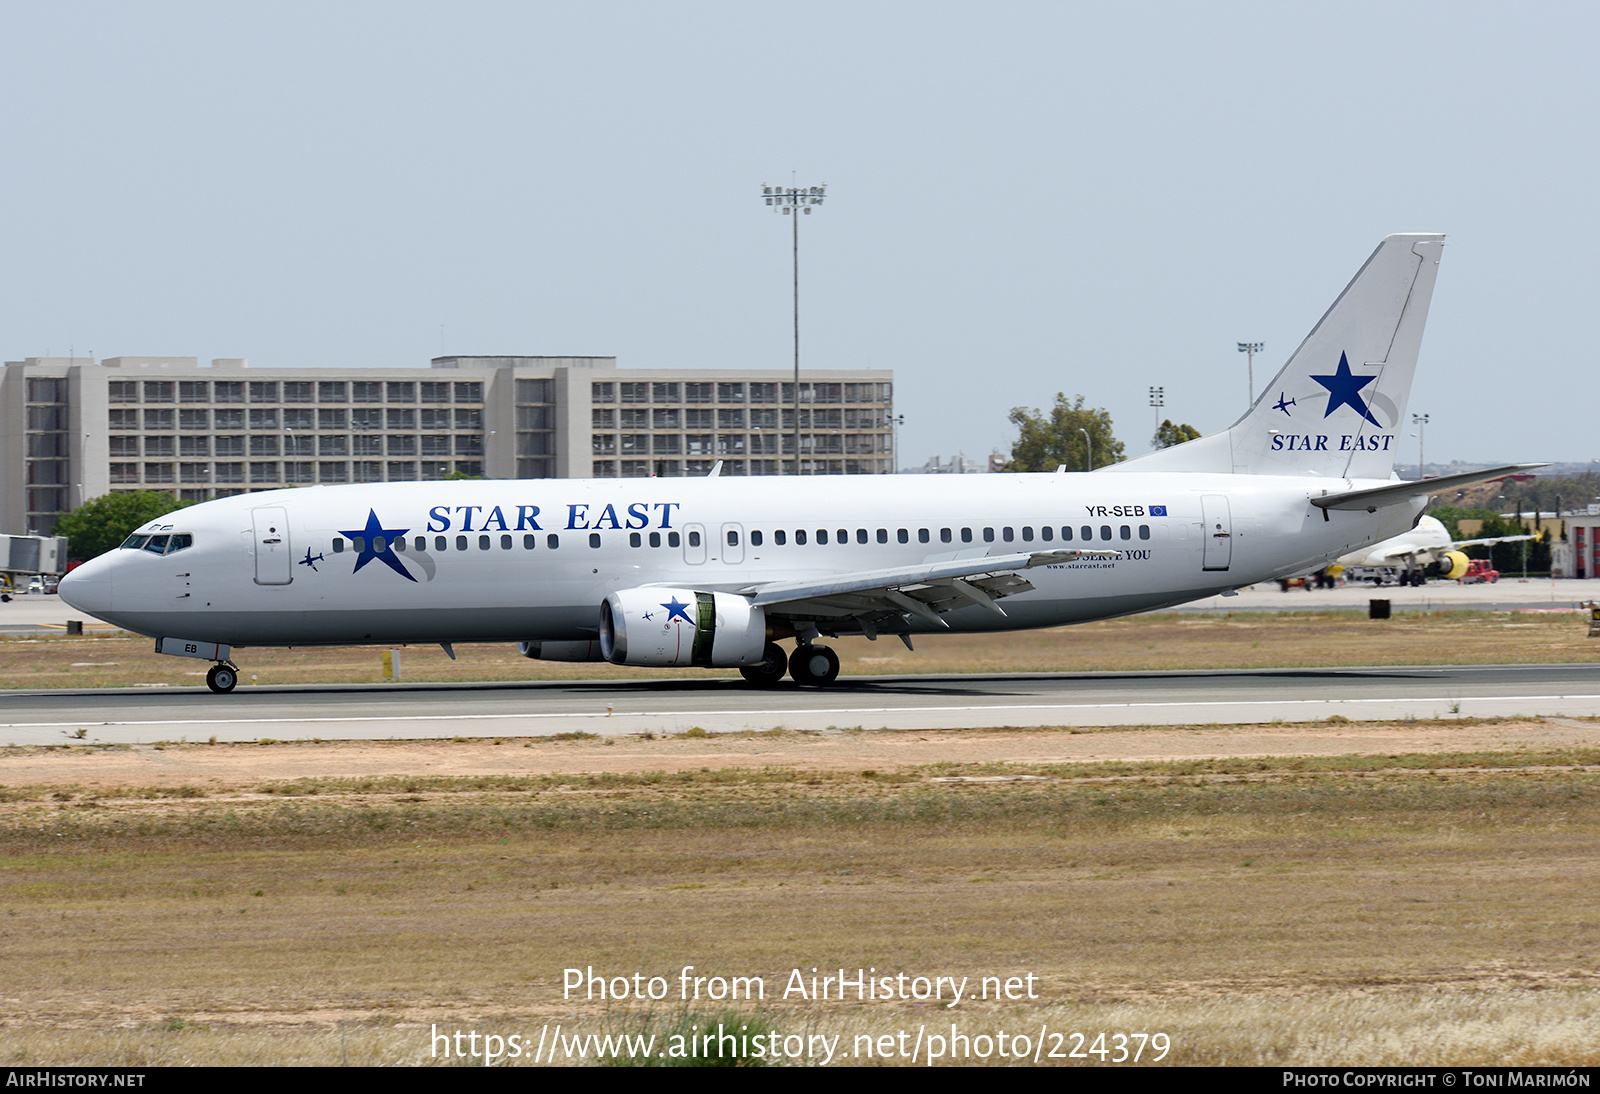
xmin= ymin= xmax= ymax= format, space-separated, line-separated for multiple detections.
xmin=789 ymin=643 xmax=840 ymax=687
xmin=206 ymin=664 xmax=238 ymax=694
xmin=739 ymin=643 xmax=788 ymax=687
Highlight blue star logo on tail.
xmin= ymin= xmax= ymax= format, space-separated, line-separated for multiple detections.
xmin=340 ymin=509 xmax=416 ymax=582
xmin=660 ymin=596 xmax=693 ymax=623
xmin=1311 ymin=352 xmax=1382 ymax=427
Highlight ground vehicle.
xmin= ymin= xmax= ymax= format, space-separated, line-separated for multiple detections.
xmin=1460 ymin=559 xmax=1499 ymax=584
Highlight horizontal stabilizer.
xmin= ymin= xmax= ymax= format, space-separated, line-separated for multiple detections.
xmin=1311 ymin=464 xmax=1546 ymax=512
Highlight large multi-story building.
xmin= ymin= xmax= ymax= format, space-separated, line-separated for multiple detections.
xmin=1 ymin=355 xmax=895 ymax=536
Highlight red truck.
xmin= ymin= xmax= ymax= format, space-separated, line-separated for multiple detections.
xmin=1459 ymin=559 xmax=1500 ymax=584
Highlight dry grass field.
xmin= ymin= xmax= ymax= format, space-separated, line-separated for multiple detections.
xmin=3 ymin=727 xmax=1600 ymax=1066
xmin=3 ymin=608 xmax=1596 ymax=690
xmin=4 ymin=612 xmax=1598 ymax=1065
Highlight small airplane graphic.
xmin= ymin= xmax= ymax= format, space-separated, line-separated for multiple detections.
xmin=1273 ymin=393 xmax=1297 ymax=416
xmin=298 ymin=548 xmax=325 ymax=572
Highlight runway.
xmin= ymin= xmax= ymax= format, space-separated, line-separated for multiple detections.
xmin=4 ymin=662 xmax=1598 ymax=746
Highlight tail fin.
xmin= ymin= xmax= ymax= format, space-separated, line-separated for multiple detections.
xmin=1114 ymin=233 xmax=1444 ymax=479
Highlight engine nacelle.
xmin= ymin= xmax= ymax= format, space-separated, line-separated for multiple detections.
xmin=599 ymin=587 xmax=767 ymax=668
xmin=517 ymin=640 xmax=605 ymax=662
xmin=1433 ymin=550 xmax=1470 ymax=580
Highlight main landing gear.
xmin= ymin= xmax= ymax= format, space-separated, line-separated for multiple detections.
xmin=739 ymin=642 xmax=789 ymax=687
xmin=788 ymin=643 xmax=840 ymax=687
xmin=205 ymin=663 xmax=239 ymax=694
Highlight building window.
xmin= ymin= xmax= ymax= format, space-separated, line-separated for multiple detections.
xmin=318 ymin=380 xmax=348 ymax=403
xmin=248 ymin=381 xmax=278 ymax=403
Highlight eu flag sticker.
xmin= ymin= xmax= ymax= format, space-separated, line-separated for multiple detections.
xmin=1149 ymin=505 xmax=1168 ymax=516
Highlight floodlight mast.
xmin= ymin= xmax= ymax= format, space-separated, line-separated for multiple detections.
xmin=1237 ymin=342 xmax=1264 ymax=406
xmin=762 ymin=182 xmax=827 ymax=473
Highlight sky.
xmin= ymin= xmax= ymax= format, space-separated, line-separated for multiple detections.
xmin=3 ymin=2 xmax=1596 ymax=471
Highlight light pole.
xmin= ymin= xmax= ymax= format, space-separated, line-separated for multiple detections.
xmin=1237 ymin=342 xmax=1263 ymax=406
xmin=1411 ymin=413 xmax=1429 ymax=478
xmin=762 ymin=181 xmax=826 ymax=473
xmin=1079 ymin=427 xmax=1092 ymax=472
xmin=1149 ymin=385 xmax=1164 ymax=438
xmin=886 ymin=413 xmax=904 ymax=474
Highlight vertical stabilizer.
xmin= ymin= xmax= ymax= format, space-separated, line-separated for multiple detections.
xmin=1113 ymin=234 xmax=1443 ymax=478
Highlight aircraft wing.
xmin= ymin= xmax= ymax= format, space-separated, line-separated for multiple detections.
xmin=1453 ymin=534 xmax=1536 ymax=549
xmin=1311 ymin=464 xmax=1546 ymax=512
xmin=740 ymin=548 xmax=1120 ymax=628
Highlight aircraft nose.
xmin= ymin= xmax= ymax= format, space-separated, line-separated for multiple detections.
xmin=58 ymin=555 xmax=114 ymax=619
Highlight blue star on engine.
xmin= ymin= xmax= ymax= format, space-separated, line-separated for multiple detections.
xmin=340 ymin=509 xmax=416 ymax=582
xmin=661 ymin=596 xmax=693 ymax=624
xmin=1311 ymin=352 xmax=1382 ymax=427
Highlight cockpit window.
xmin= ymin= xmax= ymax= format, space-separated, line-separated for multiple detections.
xmin=122 ymin=532 xmax=192 ymax=555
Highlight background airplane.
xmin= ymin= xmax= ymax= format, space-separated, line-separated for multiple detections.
xmin=1331 ymin=514 xmax=1534 ymax=586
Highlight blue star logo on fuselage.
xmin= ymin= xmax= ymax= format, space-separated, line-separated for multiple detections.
xmin=340 ymin=509 xmax=416 ymax=582
xmin=661 ymin=596 xmax=693 ymax=624
xmin=1310 ymin=352 xmax=1382 ymax=427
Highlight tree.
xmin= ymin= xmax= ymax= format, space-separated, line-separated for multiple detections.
xmin=1153 ymin=419 xmax=1201 ymax=449
xmin=1002 ymin=393 xmax=1124 ymax=472
xmin=52 ymin=491 xmax=193 ymax=561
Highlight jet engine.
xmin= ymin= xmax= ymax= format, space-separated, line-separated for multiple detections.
xmin=599 ymin=588 xmax=767 ymax=668
xmin=1432 ymin=550 xmax=1470 ymax=580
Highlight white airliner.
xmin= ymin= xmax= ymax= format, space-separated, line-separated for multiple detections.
xmin=1332 ymin=514 xmax=1534 ymax=586
xmin=60 ymin=233 xmax=1538 ymax=693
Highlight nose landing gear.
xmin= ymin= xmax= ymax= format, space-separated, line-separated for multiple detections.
xmin=205 ymin=663 xmax=239 ymax=694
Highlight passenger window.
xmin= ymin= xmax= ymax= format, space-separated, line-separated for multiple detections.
xmin=456 ymin=535 xmax=468 ymax=551
xmin=394 ymin=537 xmax=406 ymax=553
xmin=961 ymin=528 xmax=973 ymax=543
xmin=1139 ymin=525 xmax=1150 ymax=540
xmin=479 ymin=535 xmax=490 ymax=550
xmin=857 ymin=529 xmax=868 ymax=544
xmin=649 ymin=531 xmax=661 ymax=548
xmin=1081 ymin=526 xmax=1093 ymax=540
xmin=667 ymin=531 xmax=680 ymax=548
xmin=352 ymin=537 xmax=366 ymax=553
xmin=1002 ymin=527 xmax=1014 ymax=542
xmin=837 ymin=529 xmax=848 ymax=544
xmin=547 ymin=534 xmax=560 ymax=549
xmin=982 ymin=528 xmax=994 ymax=543
xmin=414 ymin=536 xmax=425 ymax=552
xmin=1061 ymin=526 xmax=1072 ymax=541
xmin=630 ymin=532 xmax=642 ymax=547
xmin=876 ymin=529 xmax=888 ymax=544
xmin=940 ymin=528 xmax=951 ymax=543
xmin=1021 ymin=527 xmax=1032 ymax=542
xmin=796 ymin=529 xmax=808 ymax=545
xmin=1120 ymin=525 xmax=1131 ymax=540
xmin=522 ymin=534 xmax=535 ymax=549
xmin=332 ymin=539 xmax=344 ymax=554
xmin=897 ymin=529 xmax=908 ymax=544
xmin=917 ymin=528 xmax=929 ymax=544
xmin=688 ymin=530 xmax=701 ymax=547
xmin=817 ymin=530 xmax=828 ymax=545
xmin=751 ymin=530 xmax=763 ymax=547
xmin=774 ymin=530 xmax=785 ymax=546
xmin=589 ymin=533 xmax=602 ymax=548
xmin=501 ymin=534 xmax=513 ymax=549
xmin=727 ymin=530 xmax=739 ymax=547
xmin=1041 ymin=526 xmax=1053 ymax=541
xmin=1100 ymin=525 xmax=1112 ymax=540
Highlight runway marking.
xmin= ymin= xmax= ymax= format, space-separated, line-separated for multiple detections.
xmin=8 ymin=694 xmax=1600 ymax=730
